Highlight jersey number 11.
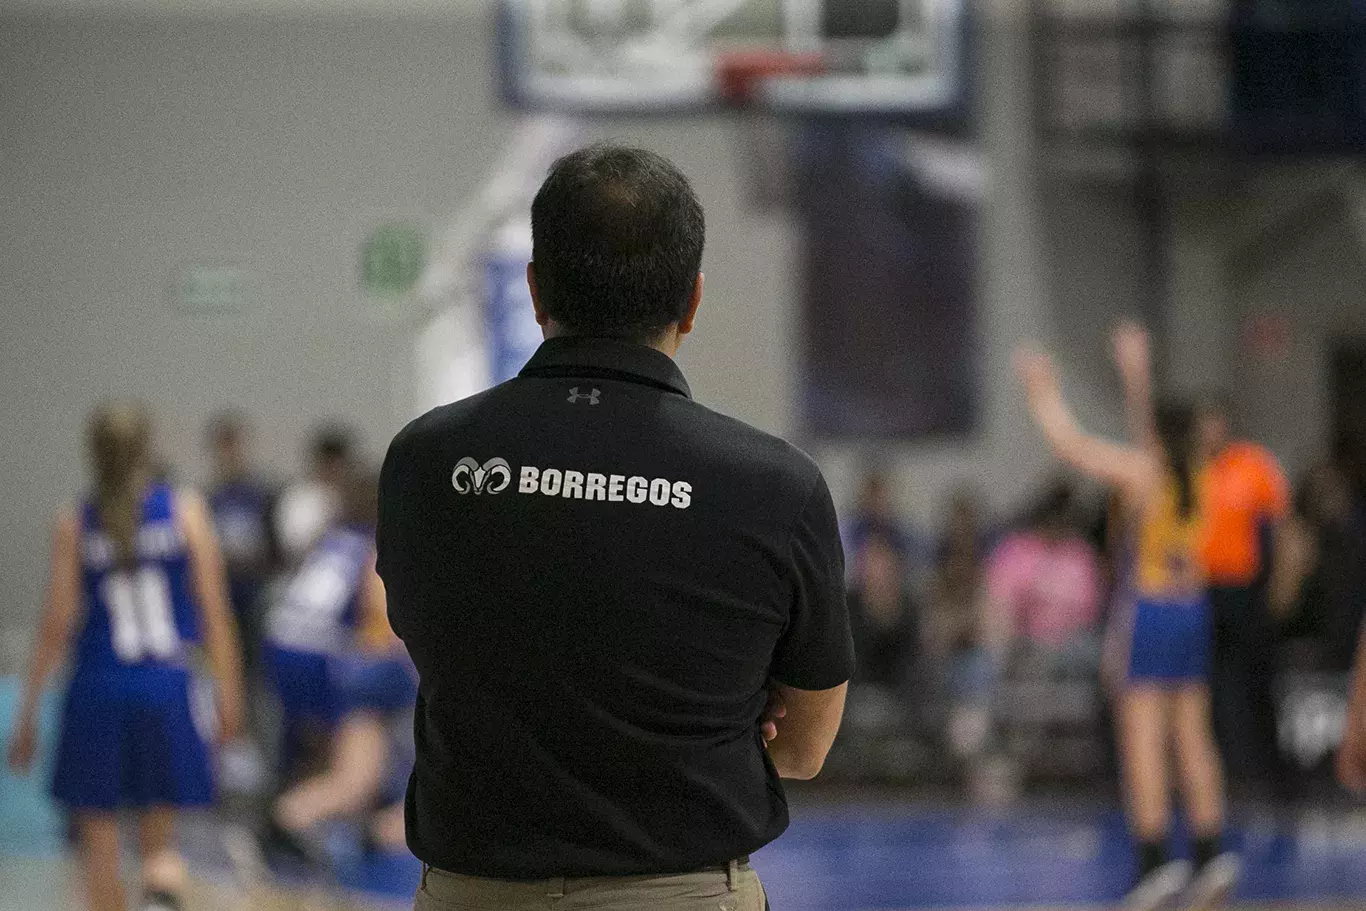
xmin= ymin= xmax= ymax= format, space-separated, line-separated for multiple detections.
xmin=102 ymin=568 xmax=179 ymax=664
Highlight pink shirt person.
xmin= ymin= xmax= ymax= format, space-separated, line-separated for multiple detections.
xmin=986 ymin=526 xmax=1103 ymax=650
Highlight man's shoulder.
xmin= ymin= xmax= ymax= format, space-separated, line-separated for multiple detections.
xmin=670 ymin=398 xmax=824 ymax=491
xmin=386 ymin=387 xmax=506 ymax=458
xmin=1216 ymin=440 xmax=1285 ymax=483
xmin=1232 ymin=440 xmax=1283 ymax=470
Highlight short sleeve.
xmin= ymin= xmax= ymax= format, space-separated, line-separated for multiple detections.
xmin=376 ymin=424 xmax=417 ymax=636
xmin=1255 ymin=449 xmax=1290 ymax=520
xmin=771 ymin=474 xmax=855 ymax=690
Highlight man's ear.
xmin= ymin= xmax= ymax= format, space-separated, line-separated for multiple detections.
xmin=678 ymin=272 xmax=703 ymax=337
xmin=527 ymin=262 xmax=550 ymax=326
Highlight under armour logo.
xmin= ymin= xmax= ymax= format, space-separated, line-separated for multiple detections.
xmin=567 ymin=387 xmax=601 ymax=405
xmin=451 ymin=457 xmax=512 ymax=495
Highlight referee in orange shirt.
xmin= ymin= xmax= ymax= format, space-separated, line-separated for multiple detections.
xmin=1197 ymin=398 xmax=1291 ymax=792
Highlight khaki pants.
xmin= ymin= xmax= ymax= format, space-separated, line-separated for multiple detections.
xmin=414 ymin=860 xmax=767 ymax=911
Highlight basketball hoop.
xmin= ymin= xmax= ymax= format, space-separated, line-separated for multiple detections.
xmin=498 ymin=0 xmax=966 ymax=118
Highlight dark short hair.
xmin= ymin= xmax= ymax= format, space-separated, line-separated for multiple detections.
xmin=531 ymin=145 xmax=705 ymax=340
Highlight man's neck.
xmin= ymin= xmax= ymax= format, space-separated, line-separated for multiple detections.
xmin=543 ymin=325 xmax=681 ymax=358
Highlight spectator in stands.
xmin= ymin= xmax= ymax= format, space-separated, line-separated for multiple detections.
xmin=1276 ymin=463 xmax=1366 ymax=672
xmin=984 ymin=480 xmax=1104 ymax=663
xmin=930 ymin=487 xmax=1000 ymax=769
xmin=274 ymin=424 xmax=355 ymax=568
xmin=206 ymin=411 xmax=278 ymax=658
xmin=848 ymin=529 xmax=920 ymax=692
xmin=930 ymin=487 xmax=993 ymax=700
xmin=1197 ymin=396 xmax=1291 ymax=790
xmin=844 ymin=466 xmax=914 ymax=571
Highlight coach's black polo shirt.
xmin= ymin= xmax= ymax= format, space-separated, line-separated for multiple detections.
xmin=377 ymin=335 xmax=853 ymax=880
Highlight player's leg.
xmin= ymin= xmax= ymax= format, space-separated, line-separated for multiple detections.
xmin=1117 ymin=687 xmax=1191 ymax=909
xmin=370 ymin=800 xmax=407 ymax=850
xmin=1119 ymin=600 xmax=1176 ymax=865
xmin=1119 ymin=686 xmax=1172 ymax=854
xmin=275 ymin=711 xmax=389 ymax=831
xmin=264 ymin=645 xmax=337 ymax=786
xmin=1173 ymin=684 xmax=1240 ymax=908
xmin=76 ymin=812 xmax=128 ymax=911
xmin=137 ymin=807 xmax=190 ymax=910
xmin=1173 ymin=684 xmax=1223 ymax=842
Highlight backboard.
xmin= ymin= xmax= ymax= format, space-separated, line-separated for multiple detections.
xmin=497 ymin=0 xmax=968 ymax=118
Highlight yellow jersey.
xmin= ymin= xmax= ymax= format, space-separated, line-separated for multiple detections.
xmin=1133 ymin=470 xmax=1209 ymax=602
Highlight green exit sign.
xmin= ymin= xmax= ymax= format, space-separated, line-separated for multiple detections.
xmin=177 ymin=266 xmax=253 ymax=314
xmin=362 ymin=224 xmax=426 ymax=296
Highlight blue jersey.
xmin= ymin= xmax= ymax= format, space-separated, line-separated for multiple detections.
xmin=266 ymin=525 xmax=372 ymax=655
xmin=74 ymin=484 xmax=200 ymax=674
xmin=208 ymin=478 xmax=272 ymax=572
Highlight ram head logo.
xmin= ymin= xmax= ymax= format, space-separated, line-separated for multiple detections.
xmin=451 ymin=457 xmax=512 ymax=495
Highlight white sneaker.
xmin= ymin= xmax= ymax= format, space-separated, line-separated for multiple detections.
xmin=1124 ymin=860 xmax=1193 ymax=911
xmin=1183 ymin=854 xmax=1242 ymax=911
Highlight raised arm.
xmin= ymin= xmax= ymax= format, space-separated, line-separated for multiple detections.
xmin=1114 ymin=321 xmax=1159 ymax=453
xmin=1015 ymin=346 xmax=1156 ymax=498
xmin=8 ymin=507 xmax=83 ymax=773
xmin=179 ymin=491 xmax=246 ymax=745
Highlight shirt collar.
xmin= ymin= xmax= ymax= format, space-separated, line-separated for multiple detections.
xmin=519 ymin=335 xmax=693 ymax=399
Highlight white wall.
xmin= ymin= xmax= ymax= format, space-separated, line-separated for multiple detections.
xmin=1231 ymin=199 xmax=1366 ymax=477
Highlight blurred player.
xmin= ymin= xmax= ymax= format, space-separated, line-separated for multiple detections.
xmin=270 ymin=645 xmax=417 ymax=861
xmin=273 ymin=425 xmax=354 ymax=568
xmin=1017 ymin=326 xmax=1237 ymax=911
xmin=262 ymin=470 xmax=414 ymax=862
xmin=261 ymin=469 xmax=394 ymax=846
xmin=1196 ymin=396 xmax=1291 ymax=794
xmin=7 ymin=403 xmax=246 ymax=911
xmin=205 ymin=411 xmax=277 ymax=667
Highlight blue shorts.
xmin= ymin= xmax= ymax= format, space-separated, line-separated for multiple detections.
xmin=1125 ymin=596 xmax=1212 ymax=684
xmin=51 ymin=667 xmax=213 ymax=811
xmin=266 ymin=645 xmax=343 ymax=728
xmin=330 ymin=652 xmax=418 ymax=717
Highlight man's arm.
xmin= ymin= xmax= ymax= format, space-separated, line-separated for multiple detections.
xmin=766 ymin=682 xmax=847 ymax=780
xmin=1257 ymin=448 xmax=1296 ymax=616
xmin=1339 ymin=620 xmax=1366 ymax=792
xmin=1268 ymin=514 xmax=1312 ymax=620
xmin=767 ymin=474 xmax=854 ymax=780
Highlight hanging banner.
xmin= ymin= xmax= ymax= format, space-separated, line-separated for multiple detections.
xmin=483 ymin=221 xmax=543 ymax=385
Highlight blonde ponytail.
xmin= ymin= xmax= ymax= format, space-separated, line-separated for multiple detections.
xmin=88 ymin=403 xmax=151 ymax=567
